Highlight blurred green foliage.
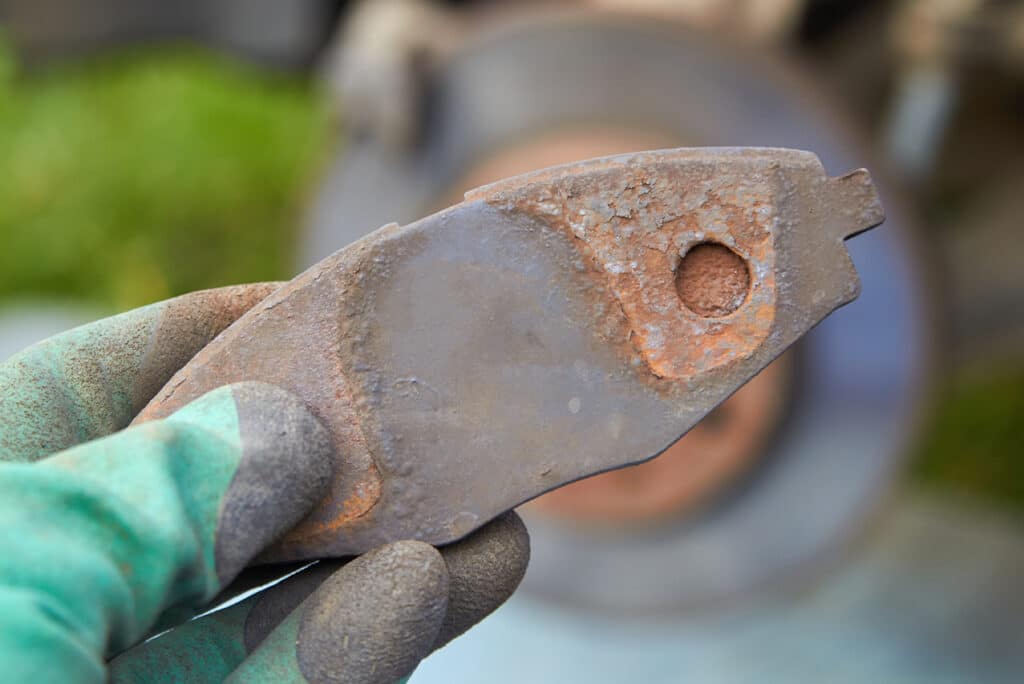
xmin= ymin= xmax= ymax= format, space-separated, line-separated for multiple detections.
xmin=914 ymin=361 xmax=1024 ymax=509
xmin=0 ymin=41 xmax=329 ymax=310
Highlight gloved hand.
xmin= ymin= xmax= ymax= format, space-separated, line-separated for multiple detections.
xmin=0 ymin=284 xmax=530 ymax=684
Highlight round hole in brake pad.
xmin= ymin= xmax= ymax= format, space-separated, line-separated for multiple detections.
xmin=675 ymin=243 xmax=751 ymax=317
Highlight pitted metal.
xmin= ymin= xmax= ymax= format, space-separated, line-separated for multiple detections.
xmin=134 ymin=147 xmax=883 ymax=561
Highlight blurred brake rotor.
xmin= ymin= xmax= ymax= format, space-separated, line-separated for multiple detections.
xmin=303 ymin=7 xmax=933 ymax=612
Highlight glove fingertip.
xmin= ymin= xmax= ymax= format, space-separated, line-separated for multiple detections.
xmin=434 ymin=510 xmax=530 ymax=648
xmin=214 ymin=383 xmax=335 ymax=585
xmin=296 ymin=541 xmax=449 ymax=684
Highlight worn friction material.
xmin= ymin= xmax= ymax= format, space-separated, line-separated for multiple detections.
xmin=137 ymin=148 xmax=883 ymax=559
xmin=296 ymin=541 xmax=449 ymax=684
xmin=434 ymin=511 xmax=530 ymax=648
xmin=215 ymin=383 xmax=335 ymax=584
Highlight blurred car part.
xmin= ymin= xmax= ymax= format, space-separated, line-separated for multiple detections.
xmin=885 ymin=0 xmax=1024 ymax=181
xmin=0 ymin=0 xmax=339 ymax=66
xmin=936 ymin=167 xmax=1024 ymax=365
xmin=582 ymin=0 xmax=808 ymax=44
xmin=322 ymin=0 xmax=463 ymax=149
xmin=881 ymin=0 xmax=1024 ymax=365
xmin=322 ymin=0 xmax=812 ymax=149
xmin=305 ymin=5 xmax=933 ymax=612
xmin=414 ymin=491 xmax=1024 ymax=684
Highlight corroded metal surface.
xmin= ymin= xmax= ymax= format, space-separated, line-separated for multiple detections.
xmin=135 ymin=147 xmax=883 ymax=561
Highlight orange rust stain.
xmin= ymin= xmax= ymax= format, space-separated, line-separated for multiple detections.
xmin=284 ymin=463 xmax=383 ymax=543
xmin=479 ymin=160 xmax=778 ymax=379
xmin=282 ymin=357 xmax=385 ymax=547
xmin=675 ymin=243 xmax=750 ymax=317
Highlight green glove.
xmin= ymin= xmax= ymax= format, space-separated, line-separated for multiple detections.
xmin=0 ymin=285 xmax=530 ymax=683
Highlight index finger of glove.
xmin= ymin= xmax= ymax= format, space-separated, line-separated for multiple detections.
xmin=0 ymin=283 xmax=282 ymax=463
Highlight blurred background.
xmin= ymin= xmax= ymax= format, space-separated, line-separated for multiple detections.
xmin=1 ymin=0 xmax=1022 ymax=681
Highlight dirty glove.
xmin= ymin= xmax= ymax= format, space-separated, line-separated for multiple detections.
xmin=0 ymin=285 xmax=530 ymax=684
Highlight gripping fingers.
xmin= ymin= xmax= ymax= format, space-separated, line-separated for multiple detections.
xmin=108 ymin=563 xmax=343 ymax=683
xmin=433 ymin=511 xmax=530 ymax=648
xmin=236 ymin=513 xmax=530 ymax=683
xmin=212 ymin=384 xmax=334 ymax=584
xmin=0 ymin=283 xmax=282 ymax=464
xmin=228 ymin=541 xmax=449 ymax=684
xmin=0 ymin=382 xmax=333 ymax=682
xmin=110 ymin=513 xmax=530 ymax=683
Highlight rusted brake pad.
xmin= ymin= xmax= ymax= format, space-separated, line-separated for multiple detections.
xmin=135 ymin=147 xmax=883 ymax=561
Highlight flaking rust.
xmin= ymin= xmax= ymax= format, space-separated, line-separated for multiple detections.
xmin=135 ymin=147 xmax=883 ymax=561
xmin=470 ymin=148 xmax=877 ymax=380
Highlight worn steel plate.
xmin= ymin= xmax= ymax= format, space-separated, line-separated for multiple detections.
xmin=136 ymin=147 xmax=882 ymax=561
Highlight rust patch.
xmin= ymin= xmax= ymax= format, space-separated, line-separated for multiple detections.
xmin=470 ymin=150 xmax=778 ymax=379
xmin=675 ymin=243 xmax=750 ymax=317
xmin=284 ymin=466 xmax=382 ymax=540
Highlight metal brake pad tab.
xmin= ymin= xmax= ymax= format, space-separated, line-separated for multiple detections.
xmin=134 ymin=147 xmax=884 ymax=560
